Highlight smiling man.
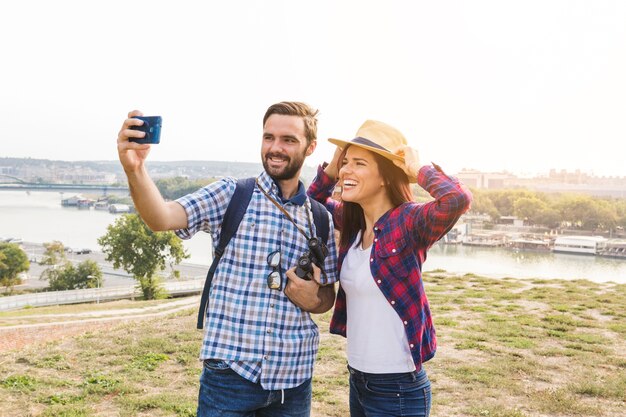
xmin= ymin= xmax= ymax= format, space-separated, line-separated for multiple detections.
xmin=116 ymin=101 xmax=338 ymax=417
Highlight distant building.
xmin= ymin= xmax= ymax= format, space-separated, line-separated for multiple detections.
xmin=455 ymin=170 xmax=515 ymax=189
xmin=456 ymin=168 xmax=626 ymax=198
xmin=498 ymin=216 xmax=524 ymax=227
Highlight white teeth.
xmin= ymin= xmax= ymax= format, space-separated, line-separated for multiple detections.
xmin=343 ymin=180 xmax=357 ymax=187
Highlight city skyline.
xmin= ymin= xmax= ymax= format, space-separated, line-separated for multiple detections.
xmin=2 ymin=155 xmax=625 ymax=179
xmin=1 ymin=1 xmax=625 ymax=177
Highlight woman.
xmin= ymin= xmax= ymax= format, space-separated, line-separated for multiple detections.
xmin=307 ymin=120 xmax=472 ymax=417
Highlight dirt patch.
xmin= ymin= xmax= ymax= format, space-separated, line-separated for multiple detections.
xmin=0 ymin=321 xmax=116 ymax=352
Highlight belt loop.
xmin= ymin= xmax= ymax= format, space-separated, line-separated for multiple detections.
xmin=281 ymin=389 xmax=285 ymax=404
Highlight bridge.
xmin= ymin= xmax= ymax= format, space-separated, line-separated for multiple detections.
xmin=0 ymin=175 xmax=129 ymax=196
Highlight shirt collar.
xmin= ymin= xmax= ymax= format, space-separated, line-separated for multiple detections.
xmin=257 ymin=171 xmax=307 ymax=206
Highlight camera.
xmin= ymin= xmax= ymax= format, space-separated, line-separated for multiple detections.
xmin=295 ymin=237 xmax=328 ymax=281
xmin=129 ymin=116 xmax=162 ymax=144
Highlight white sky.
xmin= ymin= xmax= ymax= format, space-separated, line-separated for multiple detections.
xmin=1 ymin=0 xmax=625 ymax=177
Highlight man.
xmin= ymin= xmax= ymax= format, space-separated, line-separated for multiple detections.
xmin=116 ymin=101 xmax=338 ymax=416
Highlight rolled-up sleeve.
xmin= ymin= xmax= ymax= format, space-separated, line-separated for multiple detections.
xmin=174 ymin=177 xmax=237 ymax=240
xmin=412 ymin=164 xmax=472 ymax=248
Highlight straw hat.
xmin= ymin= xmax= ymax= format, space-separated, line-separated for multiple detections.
xmin=329 ymin=119 xmax=417 ymax=182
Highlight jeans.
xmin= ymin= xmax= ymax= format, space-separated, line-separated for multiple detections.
xmin=197 ymin=359 xmax=312 ymax=417
xmin=348 ymin=365 xmax=431 ymax=417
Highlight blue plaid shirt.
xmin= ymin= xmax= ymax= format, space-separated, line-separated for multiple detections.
xmin=175 ymin=171 xmax=338 ymax=390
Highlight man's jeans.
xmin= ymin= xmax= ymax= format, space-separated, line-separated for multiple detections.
xmin=348 ymin=365 xmax=431 ymax=417
xmin=197 ymin=360 xmax=312 ymax=417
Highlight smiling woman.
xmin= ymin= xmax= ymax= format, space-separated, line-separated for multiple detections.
xmin=308 ymin=119 xmax=473 ymax=417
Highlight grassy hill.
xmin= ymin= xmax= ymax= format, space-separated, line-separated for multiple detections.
xmin=0 ymin=272 xmax=624 ymax=417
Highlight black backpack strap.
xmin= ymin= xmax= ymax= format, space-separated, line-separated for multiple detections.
xmin=309 ymin=198 xmax=329 ymax=245
xmin=197 ymin=177 xmax=256 ymax=329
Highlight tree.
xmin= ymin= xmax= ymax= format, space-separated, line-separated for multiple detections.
xmin=40 ymin=240 xmax=67 ymax=266
xmin=468 ymin=190 xmax=500 ymax=221
xmin=0 ymin=243 xmax=30 ymax=294
xmin=155 ymin=177 xmax=214 ymax=200
xmin=535 ymin=207 xmax=561 ymax=229
xmin=42 ymin=259 xmax=103 ymax=291
xmin=97 ymin=214 xmax=188 ymax=300
xmin=513 ymin=196 xmax=547 ymax=225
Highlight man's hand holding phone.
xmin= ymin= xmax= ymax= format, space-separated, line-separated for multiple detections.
xmin=129 ymin=116 xmax=162 ymax=144
xmin=117 ymin=110 xmax=161 ymax=173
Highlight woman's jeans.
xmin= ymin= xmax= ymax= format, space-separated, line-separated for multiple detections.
xmin=197 ymin=360 xmax=312 ymax=417
xmin=348 ymin=365 xmax=431 ymax=417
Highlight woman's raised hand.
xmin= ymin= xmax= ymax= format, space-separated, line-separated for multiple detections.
xmin=393 ymin=145 xmax=420 ymax=181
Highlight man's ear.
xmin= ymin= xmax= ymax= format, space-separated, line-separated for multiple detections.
xmin=305 ymin=140 xmax=317 ymax=157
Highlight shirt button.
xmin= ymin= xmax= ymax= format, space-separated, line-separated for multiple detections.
xmin=410 ymin=344 xmax=415 ymax=349
xmin=391 ymin=301 xmax=396 ymax=305
xmin=250 ymin=223 xmax=255 ymax=228
xmin=404 ymin=321 xmax=408 ymax=325
xmin=267 ymin=329 xmax=272 ymax=334
xmin=374 ymin=227 xmax=378 ymax=231
xmin=270 ymin=303 xmax=275 ymax=308
xmin=374 ymin=238 xmax=378 ymax=242
xmin=392 ymin=248 xmax=396 ymax=253
xmin=370 ymin=258 xmax=374 ymax=263
xmin=377 ymin=280 xmax=382 ymax=284
xmin=263 ymin=355 xmax=269 ymax=360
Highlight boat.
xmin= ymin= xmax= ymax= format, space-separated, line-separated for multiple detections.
xmin=109 ymin=204 xmax=131 ymax=214
xmin=463 ymin=233 xmax=507 ymax=247
xmin=61 ymin=194 xmax=82 ymax=207
xmin=77 ymin=198 xmax=95 ymax=209
xmin=1 ymin=237 xmax=23 ymax=244
xmin=598 ymin=240 xmax=626 ymax=259
xmin=507 ymin=238 xmax=552 ymax=252
xmin=94 ymin=201 xmax=110 ymax=211
xmin=552 ymin=235 xmax=607 ymax=255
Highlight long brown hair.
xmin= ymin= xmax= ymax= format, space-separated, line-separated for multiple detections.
xmin=338 ymin=146 xmax=414 ymax=250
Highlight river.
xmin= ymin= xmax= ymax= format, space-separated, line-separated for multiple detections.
xmin=1 ymin=191 xmax=624 ymax=284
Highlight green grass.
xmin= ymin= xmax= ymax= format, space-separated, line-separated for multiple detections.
xmin=1 ymin=273 xmax=625 ymax=416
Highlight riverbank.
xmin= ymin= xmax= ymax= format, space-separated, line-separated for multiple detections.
xmin=6 ymin=241 xmax=209 ymax=294
xmin=1 ymin=272 xmax=624 ymax=417
xmin=3 ymin=190 xmax=626 ymax=283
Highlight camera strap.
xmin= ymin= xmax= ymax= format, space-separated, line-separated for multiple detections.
xmin=255 ymin=178 xmax=315 ymax=241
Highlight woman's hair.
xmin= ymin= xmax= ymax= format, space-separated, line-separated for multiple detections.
xmin=338 ymin=146 xmax=414 ymax=250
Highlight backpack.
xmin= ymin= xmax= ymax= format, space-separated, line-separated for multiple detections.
xmin=196 ymin=177 xmax=330 ymax=329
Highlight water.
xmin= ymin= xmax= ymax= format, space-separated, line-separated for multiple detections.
xmin=1 ymin=191 xmax=625 ymax=283
xmin=424 ymin=244 xmax=625 ymax=283
xmin=0 ymin=191 xmax=212 ymax=265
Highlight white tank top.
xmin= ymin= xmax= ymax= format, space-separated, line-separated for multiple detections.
xmin=340 ymin=234 xmax=416 ymax=373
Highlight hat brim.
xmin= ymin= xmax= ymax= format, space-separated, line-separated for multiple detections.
xmin=328 ymin=138 xmax=404 ymax=162
xmin=328 ymin=137 xmax=417 ymax=183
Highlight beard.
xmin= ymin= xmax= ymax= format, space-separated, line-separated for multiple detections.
xmin=262 ymin=150 xmax=306 ymax=181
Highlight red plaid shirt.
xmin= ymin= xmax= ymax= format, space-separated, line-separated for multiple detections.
xmin=308 ymin=164 xmax=472 ymax=370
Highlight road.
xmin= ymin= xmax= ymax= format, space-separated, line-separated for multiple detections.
xmin=16 ymin=242 xmax=209 ymax=290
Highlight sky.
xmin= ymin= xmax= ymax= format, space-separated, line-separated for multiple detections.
xmin=1 ymin=0 xmax=625 ymax=177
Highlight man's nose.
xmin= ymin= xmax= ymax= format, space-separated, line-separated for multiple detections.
xmin=268 ymin=140 xmax=284 ymax=154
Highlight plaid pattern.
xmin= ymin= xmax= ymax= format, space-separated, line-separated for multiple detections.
xmin=175 ymin=171 xmax=338 ymax=390
xmin=308 ymin=164 xmax=472 ymax=370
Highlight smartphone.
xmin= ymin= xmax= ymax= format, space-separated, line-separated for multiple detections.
xmin=129 ymin=116 xmax=162 ymax=144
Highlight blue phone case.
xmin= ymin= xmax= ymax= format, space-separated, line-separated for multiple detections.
xmin=129 ymin=116 xmax=162 ymax=144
